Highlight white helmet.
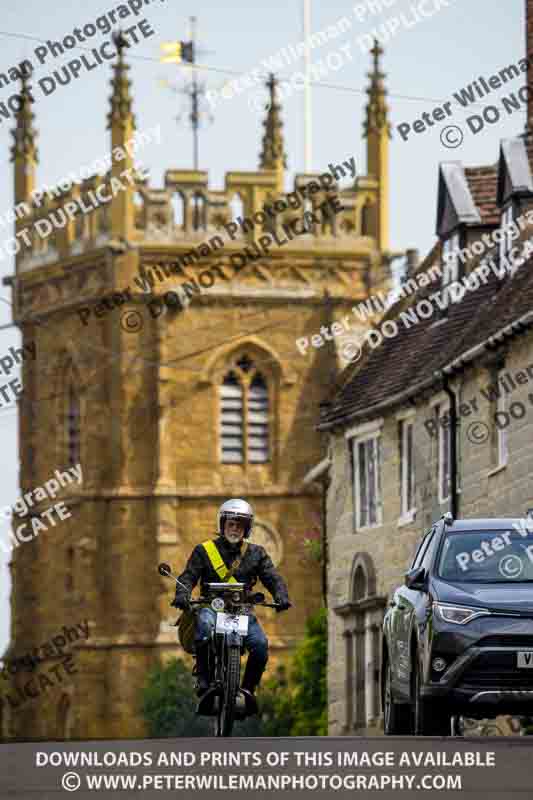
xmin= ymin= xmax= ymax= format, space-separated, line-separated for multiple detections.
xmin=218 ymin=498 xmax=254 ymax=538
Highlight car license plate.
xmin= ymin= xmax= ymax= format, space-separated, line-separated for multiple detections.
xmin=215 ymin=612 xmax=249 ymax=636
xmin=517 ymin=652 xmax=533 ymax=668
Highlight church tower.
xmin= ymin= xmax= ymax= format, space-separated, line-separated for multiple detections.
xmin=2 ymin=41 xmax=393 ymax=739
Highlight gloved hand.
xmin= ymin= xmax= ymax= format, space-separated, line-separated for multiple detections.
xmin=171 ymin=595 xmax=191 ymax=612
xmin=275 ymin=598 xmax=292 ymax=613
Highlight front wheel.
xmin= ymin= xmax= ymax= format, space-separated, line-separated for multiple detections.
xmin=219 ymin=645 xmax=241 ymax=737
xmin=383 ymin=659 xmax=412 ymax=735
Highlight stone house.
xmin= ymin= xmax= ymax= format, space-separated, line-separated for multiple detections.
xmin=320 ymin=0 xmax=533 ymax=735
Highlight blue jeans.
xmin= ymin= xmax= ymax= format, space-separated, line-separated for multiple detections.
xmin=194 ymin=607 xmax=269 ymax=677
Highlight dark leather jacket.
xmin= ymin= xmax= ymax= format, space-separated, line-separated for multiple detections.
xmin=172 ymin=535 xmax=290 ymax=606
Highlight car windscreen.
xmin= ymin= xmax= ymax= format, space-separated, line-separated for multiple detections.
xmin=438 ymin=528 xmax=533 ymax=582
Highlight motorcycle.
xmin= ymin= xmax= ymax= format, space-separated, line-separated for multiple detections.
xmin=158 ymin=562 xmax=282 ymax=737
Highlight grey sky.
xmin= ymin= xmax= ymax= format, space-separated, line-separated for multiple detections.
xmin=0 ymin=0 xmax=525 ymax=653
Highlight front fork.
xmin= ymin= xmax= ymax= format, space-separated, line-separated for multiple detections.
xmin=212 ymin=632 xmax=243 ymax=685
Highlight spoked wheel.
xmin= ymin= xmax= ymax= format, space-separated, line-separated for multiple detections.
xmin=219 ymin=645 xmax=241 ymax=737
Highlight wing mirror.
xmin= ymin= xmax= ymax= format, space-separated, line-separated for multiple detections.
xmin=405 ymin=566 xmax=427 ymax=591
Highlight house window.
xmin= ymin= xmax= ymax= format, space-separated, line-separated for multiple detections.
xmin=67 ymin=385 xmax=81 ymax=468
xmin=489 ymin=368 xmax=508 ymax=468
xmin=436 ymin=404 xmax=451 ymax=503
xmin=399 ymin=419 xmax=415 ymax=517
xmin=352 ymin=435 xmax=382 ymax=529
xmin=219 ymin=355 xmax=270 ymax=465
xmin=441 ymin=232 xmax=460 ymax=308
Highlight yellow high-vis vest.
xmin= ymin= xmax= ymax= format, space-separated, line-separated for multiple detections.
xmin=202 ymin=540 xmax=238 ymax=583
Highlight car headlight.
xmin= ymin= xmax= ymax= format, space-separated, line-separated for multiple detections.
xmin=433 ymin=603 xmax=491 ymax=625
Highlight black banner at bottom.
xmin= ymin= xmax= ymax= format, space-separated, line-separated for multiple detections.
xmin=0 ymin=737 xmax=529 ymax=798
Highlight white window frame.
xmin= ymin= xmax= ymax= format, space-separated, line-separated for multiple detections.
xmin=399 ymin=417 xmax=416 ymax=522
xmin=351 ymin=432 xmax=382 ymax=530
xmin=496 ymin=368 xmax=508 ymax=467
xmin=435 ymin=402 xmax=451 ymax=504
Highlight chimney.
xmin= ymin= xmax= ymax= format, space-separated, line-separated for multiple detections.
xmin=402 ymin=248 xmax=419 ymax=282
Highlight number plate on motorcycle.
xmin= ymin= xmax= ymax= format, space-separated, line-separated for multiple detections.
xmin=517 ymin=651 xmax=533 ymax=668
xmin=215 ymin=612 xmax=249 ymax=635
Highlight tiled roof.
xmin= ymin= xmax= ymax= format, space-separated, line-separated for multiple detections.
xmin=320 ymin=227 xmax=533 ymax=430
xmin=464 ymin=165 xmax=500 ymax=225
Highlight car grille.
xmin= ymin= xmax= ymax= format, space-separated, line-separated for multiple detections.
xmin=459 ymin=651 xmax=533 ymax=690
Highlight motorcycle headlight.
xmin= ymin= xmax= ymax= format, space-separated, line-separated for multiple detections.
xmin=232 ymin=592 xmax=241 ymax=602
xmin=212 ymin=598 xmax=225 ymax=611
xmin=434 ymin=603 xmax=491 ymax=625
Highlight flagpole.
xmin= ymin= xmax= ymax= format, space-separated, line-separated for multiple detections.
xmin=303 ymin=0 xmax=311 ymax=173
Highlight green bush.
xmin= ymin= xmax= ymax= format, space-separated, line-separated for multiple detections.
xmin=287 ymin=607 xmax=328 ymax=736
xmin=140 ymin=657 xmax=210 ymax=737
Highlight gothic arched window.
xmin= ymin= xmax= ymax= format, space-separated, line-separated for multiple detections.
xmin=98 ymin=201 xmax=110 ymax=234
xmin=361 ymin=199 xmax=372 ymax=236
xmin=248 ymin=373 xmax=269 ymax=463
xmin=67 ymin=384 xmax=81 ymax=468
xmin=74 ymin=210 xmax=86 ymax=241
xmin=219 ymin=355 xmax=270 ymax=465
xmin=219 ymin=371 xmax=244 ymax=463
xmin=57 ymin=694 xmax=73 ymax=739
xmin=66 ymin=545 xmax=74 ymax=593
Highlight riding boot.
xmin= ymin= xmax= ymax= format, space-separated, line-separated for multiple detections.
xmin=194 ymin=642 xmax=210 ymax=697
xmin=241 ymin=655 xmax=266 ymax=695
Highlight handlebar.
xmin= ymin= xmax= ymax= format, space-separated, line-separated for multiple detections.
xmin=159 ymin=562 xmax=291 ymax=611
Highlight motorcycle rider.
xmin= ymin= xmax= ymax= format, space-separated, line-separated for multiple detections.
xmin=171 ymin=499 xmax=292 ymax=697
